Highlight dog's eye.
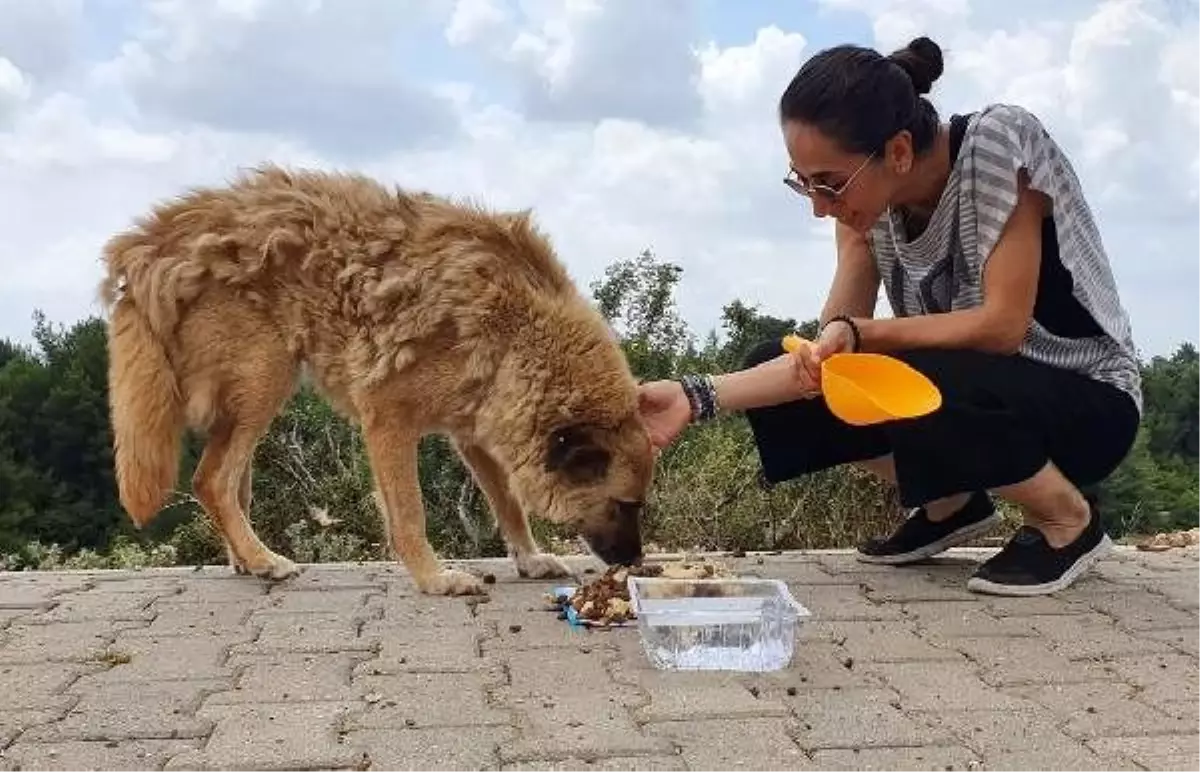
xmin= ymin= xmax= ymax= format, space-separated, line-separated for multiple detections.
xmin=545 ymin=425 xmax=610 ymax=484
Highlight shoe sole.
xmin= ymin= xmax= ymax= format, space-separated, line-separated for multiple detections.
xmin=856 ymin=512 xmax=1003 ymax=566
xmin=965 ymin=534 xmax=1114 ymax=597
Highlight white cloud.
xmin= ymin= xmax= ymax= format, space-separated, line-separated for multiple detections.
xmin=698 ymin=26 xmax=807 ymax=118
xmin=0 ymin=0 xmax=1195 ymax=360
xmin=97 ymin=0 xmax=462 ymax=157
xmin=0 ymin=0 xmax=83 ymax=85
xmin=446 ymin=0 xmax=512 ymax=46
xmin=0 ymin=57 xmax=32 ymax=124
xmin=818 ymin=0 xmax=970 ymax=51
xmin=451 ymin=0 xmax=706 ymax=128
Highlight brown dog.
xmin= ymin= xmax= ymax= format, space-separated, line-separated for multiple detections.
xmin=100 ymin=165 xmax=654 ymax=595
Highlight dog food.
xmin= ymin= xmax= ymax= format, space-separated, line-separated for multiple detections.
xmin=548 ymin=558 xmax=734 ymax=626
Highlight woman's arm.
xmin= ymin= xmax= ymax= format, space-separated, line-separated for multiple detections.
xmin=821 ymin=221 xmax=882 ymax=324
xmin=711 ymin=223 xmax=883 ymax=413
xmin=853 ymin=171 xmax=1048 ymax=355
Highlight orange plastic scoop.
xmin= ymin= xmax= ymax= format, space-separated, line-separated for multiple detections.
xmin=781 ymin=334 xmax=942 ymax=426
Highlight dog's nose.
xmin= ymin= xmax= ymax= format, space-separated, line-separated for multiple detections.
xmin=583 ymin=499 xmax=644 ymax=566
xmin=588 ymin=536 xmax=643 ymax=567
xmin=615 ymin=499 xmax=644 ymax=523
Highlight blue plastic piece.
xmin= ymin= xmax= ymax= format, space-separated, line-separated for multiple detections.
xmin=553 ymin=585 xmax=585 ymax=627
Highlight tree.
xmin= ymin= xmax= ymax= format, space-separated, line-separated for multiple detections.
xmin=0 ymin=313 xmax=123 ymax=552
xmin=590 ymin=249 xmax=692 ymax=380
xmin=715 ymin=299 xmax=816 ymax=373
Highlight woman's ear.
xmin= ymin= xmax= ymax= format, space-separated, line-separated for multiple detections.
xmin=885 ymin=130 xmax=915 ymax=175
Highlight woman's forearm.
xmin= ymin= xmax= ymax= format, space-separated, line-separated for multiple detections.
xmin=855 ymin=308 xmax=1024 ymax=354
xmin=712 ymin=356 xmax=814 ymax=413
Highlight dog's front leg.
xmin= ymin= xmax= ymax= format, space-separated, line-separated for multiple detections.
xmin=361 ymin=411 xmax=484 ymax=596
xmin=455 ymin=441 xmax=573 ymax=580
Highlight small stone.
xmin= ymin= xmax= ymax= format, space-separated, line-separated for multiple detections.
xmin=364 ymin=692 xmax=383 ymax=704
xmin=509 ymin=624 xmax=523 ymax=633
xmin=482 ymin=573 xmax=497 ymax=584
xmin=786 ymin=686 xmax=797 ymax=696
xmin=404 ymin=718 xmax=416 ymax=727
xmin=1086 ymin=706 xmax=1097 ymax=714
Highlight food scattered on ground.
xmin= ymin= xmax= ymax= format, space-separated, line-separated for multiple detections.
xmin=546 ymin=557 xmax=735 ymax=626
xmin=1135 ymin=528 xmax=1199 ymax=552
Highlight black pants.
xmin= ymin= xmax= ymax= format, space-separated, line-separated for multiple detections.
xmin=742 ymin=341 xmax=1140 ymax=508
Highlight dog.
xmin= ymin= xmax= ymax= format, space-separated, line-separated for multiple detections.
xmin=100 ymin=164 xmax=654 ymax=595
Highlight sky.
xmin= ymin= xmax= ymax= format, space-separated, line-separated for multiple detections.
xmin=0 ymin=0 xmax=1196 ymax=359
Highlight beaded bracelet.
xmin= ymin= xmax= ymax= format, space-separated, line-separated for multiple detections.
xmin=678 ymin=374 xmax=720 ymax=423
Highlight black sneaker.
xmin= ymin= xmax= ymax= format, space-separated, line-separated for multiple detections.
xmin=857 ymin=491 xmax=1000 ymax=565
xmin=966 ymin=499 xmax=1112 ymax=596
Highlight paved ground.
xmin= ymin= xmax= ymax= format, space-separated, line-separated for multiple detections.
xmin=0 ymin=547 xmax=1196 ymax=771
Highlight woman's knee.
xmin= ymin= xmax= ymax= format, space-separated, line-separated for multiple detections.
xmin=743 ymin=339 xmax=785 ymax=369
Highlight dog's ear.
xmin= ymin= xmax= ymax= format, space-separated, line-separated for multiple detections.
xmin=545 ymin=424 xmax=611 ymax=484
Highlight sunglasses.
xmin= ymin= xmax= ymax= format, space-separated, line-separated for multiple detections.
xmin=783 ymin=153 xmax=875 ymax=202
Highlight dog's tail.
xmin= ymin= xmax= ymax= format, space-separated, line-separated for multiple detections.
xmin=107 ymin=298 xmax=183 ymax=527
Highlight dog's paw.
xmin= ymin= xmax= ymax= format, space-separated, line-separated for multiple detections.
xmin=419 ymin=569 xmax=485 ymax=596
xmin=245 ymin=551 xmax=300 ymax=581
xmin=515 ymin=552 xmax=573 ymax=580
xmin=225 ymin=543 xmax=249 ymax=575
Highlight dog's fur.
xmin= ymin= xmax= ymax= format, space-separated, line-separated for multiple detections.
xmin=100 ymin=165 xmax=654 ymax=595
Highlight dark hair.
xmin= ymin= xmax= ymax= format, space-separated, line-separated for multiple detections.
xmin=778 ymin=36 xmax=945 ymax=156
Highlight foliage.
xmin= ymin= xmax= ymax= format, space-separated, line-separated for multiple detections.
xmin=0 ymin=250 xmax=1195 ymax=569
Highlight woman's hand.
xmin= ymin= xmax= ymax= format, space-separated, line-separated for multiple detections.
xmin=637 ymin=380 xmax=692 ymax=449
xmin=782 ymin=342 xmax=823 ymax=398
xmin=811 ymin=319 xmax=857 ymax=365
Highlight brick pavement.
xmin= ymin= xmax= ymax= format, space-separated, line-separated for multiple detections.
xmin=0 ymin=547 xmax=1195 ymax=771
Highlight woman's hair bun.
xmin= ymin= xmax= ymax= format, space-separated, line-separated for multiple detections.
xmin=887 ymin=36 xmax=944 ymax=95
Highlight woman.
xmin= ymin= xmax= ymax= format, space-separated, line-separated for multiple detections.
xmin=637 ymin=36 xmax=1142 ymax=597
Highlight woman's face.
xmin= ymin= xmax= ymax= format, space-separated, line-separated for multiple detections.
xmin=781 ymin=120 xmax=906 ymax=234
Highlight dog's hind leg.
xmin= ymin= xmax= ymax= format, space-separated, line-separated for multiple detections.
xmin=360 ymin=407 xmax=483 ymax=596
xmin=222 ymin=460 xmax=254 ymax=575
xmin=194 ymin=417 xmax=298 ymax=580
xmin=454 ymin=441 xmax=572 ymax=580
xmin=189 ymin=329 xmax=298 ymax=581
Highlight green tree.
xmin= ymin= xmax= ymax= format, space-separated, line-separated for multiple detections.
xmin=590 ymin=249 xmax=692 ymax=380
xmin=0 ymin=313 xmax=123 ymax=553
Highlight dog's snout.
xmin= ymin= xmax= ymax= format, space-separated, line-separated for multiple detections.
xmin=581 ymin=499 xmax=645 ymax=566
xmin=616 ymin=499 xmax=644 ymax=521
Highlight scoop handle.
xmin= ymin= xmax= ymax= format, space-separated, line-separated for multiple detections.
xmin=780 ymin=333 xmax=810 ymax=355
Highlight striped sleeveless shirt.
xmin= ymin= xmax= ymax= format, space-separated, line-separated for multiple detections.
xmin=867 ymin=103 xmax=1144 ymax=413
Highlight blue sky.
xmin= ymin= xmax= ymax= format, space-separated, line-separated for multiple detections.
xmin=0 ymin=0 xmax=1196 ymax=359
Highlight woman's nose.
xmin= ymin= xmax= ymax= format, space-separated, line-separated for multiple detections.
xmin=810 ymin=195 xmax=834 ymax=219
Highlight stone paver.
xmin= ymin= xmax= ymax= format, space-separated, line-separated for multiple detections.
xmin=0 ymin=546 xmax=1194 ymax=770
